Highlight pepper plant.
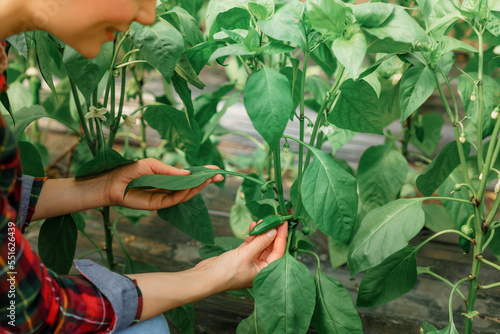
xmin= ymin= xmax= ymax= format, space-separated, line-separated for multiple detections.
xmin=3 ymin=0 xmax=500 ymax=333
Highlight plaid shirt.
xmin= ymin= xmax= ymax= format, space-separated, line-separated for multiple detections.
xmin=0 ymin=44 xmax=142 ymax=333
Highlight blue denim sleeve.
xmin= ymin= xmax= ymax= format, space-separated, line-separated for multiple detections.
xmin=74 ymin=259 xmax=141 ymax=332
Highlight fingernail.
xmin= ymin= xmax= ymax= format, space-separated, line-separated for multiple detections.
xmin=266 ymin=229 xmax=277 ymax=238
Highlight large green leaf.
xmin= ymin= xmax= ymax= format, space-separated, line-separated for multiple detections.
xmin=311 ymin=270 xmax=363 ymax=334
xmin=410 ymin=112 xmax=444 ymax=156
xmin=428 ymin=323 xmax=459 ymax=334
xmin=399 ymin=66 xmax=436 ymax=121
xmin=75 ymin=146 xmax=134 ymax=178
xmin=166 ymin=304 xmax=195 ymax=334
xmin=351 ymin=2 xmax=395 ymax=28
xmin=63 ymin=43 xmax=113 ymax=103
xmin=194 ymin=83 xmax=235 ymax=129
xmin=38 ymin=215 xmax=78 ymax=275
xmin=9 ymin=105 xmax=48 ymax=139
xmin=258 ymin=4 xmax=307 ymax=51
xmin=243 ymin=66 xmax=292 ymax=146
xmin=357 ymin=144 xmax=408 ymax=213
xmin=331 ymin=32 xmax=367 ymax=79
xmin=301 ymin=149 xmax=358 ymax=244
xmin=205 ymin=0 xmax=246 ymax=34
xmin=143 ymin=104 xmax=201 ymax=162
xmin=161 ymin=6 xmax=204 ymax=47
xmin=458 ymin=73 xmax=500 ymax=138
xmin=19 ymin=141 xmax=45 ymax=177
xmin=158 ymin=193 xmax=214 ymax=244
xmin=306 ymin=0 xmax=346 ymax=37
xmin=356 ymin=246 xmax=417 ymax=307
xmin=416 ymin=141 xmax=471 ymax=196
xmin=209 ymin=7 xmax=251 ymax=37
xmin=185 ymin=40 xmax=226 ymax=74
xmin=198 ymin=237 xmax=243 ymax=259
xmin=423 ymin=204 xmax=455 ymax=233
xmin=438 ymin=169 xmax=474 ymax=229
xmin=174 ymin=53 xmax=205 ymax=90
xmin=329 ymin=79 xmax=383 ymax=135
xmin=7 ymin=32 xmax=32 ymax=59
xmin=364 ymin=6 xmax=426 ymax=44
xmin=253 ymin=254 xmax=316 ymax=334
xmin=230 ymin=187 xmax=255 ymax=239
xmin=347 ymin=198 xmax=425 ymax=275
xmin=33 ymin=31 xmax=59 ymax=95
xmin=236 ymin=310 xmax=266 ymax=334
xmin=130 ymin=20 xmax=184 ymax=83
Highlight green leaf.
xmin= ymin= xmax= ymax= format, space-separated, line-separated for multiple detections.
xmin=310 ymin=42 xmax=337 ymax=78
xmin=416 ymin=141 xmax=471 ymax=196
xmin=208 ymin=44 xmax=256 ymax=63
xmin=243 ymin=66 xmax=292 ymax=145
xmin=230 ymin=187 xmax=255 ymax=239
xmin=125 ymin=166 xmax=222 ymax=195
xmin=9 ymin=106 xmax=48 ymax=139
xmin=364 ymin=6 xmax=426 ymax=44
xmin=143 ymin=104 xmax=201 ymax=162
xmin=123 ymin=255 xmax=160 ymax=274
xmin=253 ymin=254 xmax=316 ymax=334
xmin=6 ymin=32 xmax=32 ymax=59
xmin=63 ymin=43 xmax=113 ymax=103
xmin=162 ymin=6 xmax=204 ymax=47
xmin=237 ymin=310 xmax=266 ymax=334
xmin=438 ymin=169 xmax=474 ymax=230
xmin=209 ymin=7 xmax=251 ymax=38
xmin=158 ymin=193 xmax=214 ymax=244
xmin=415 ymin=0 xmax=460 ymax=35
xmin=437 ymin=36 xmax=478 ymax=54
xmin=248 ymin=3 xmax=270 ymax=20
xmin=410 ymin=112 xmax=444 ymax=156
xmin=351 ymin=2 xmax=395 ymax=28
xmin=306 ymin=0 xmax=346 ymax=37
xmin=328 ymin=238 xmax=348 ymax=268
xmin=185 ymin=40 xmax=226 ymax=74
xmin=347 ymin=198 xmax=425 ymax=275
xmin=421 ymin=322 xmax=438 ymax=333
xmin=399 ymin=66 xmax=436 ymax=121
xmin=356 ymin=246 xmax=417 ymax=307
xmin=75 ymin=146 xmax=134 ymax=178
xmin=258 ymin=4 xmax=307 ymax=51
xmin=357 ymin=144 xmax=408 ymax=213
xmin=301 ymin=149 xmax=358 ymax=244
xmin=205 ymin=0 xmax=245 ymax=34
xmin=329 ymin=79 xmax=383 ymax=135
xmin=19 ymin=141 xmax=45 ymax=177
xmin=116 ymin=207 xmax=151 ymax=226
xmin=331 ymin=32 xmax=367 ymax=80
xmin=174 ymin=53 xmax=205 ymax=90
xmin=458 ymin=73 xmax=500 ymax=138
xmin=326 ymin=125 xmax=357 ymax=155
xmin=38 ymin=215 xmax=78 ymax=275
xmin=423 ymin=204 xmax=455 ymax=233
xmin=311 ymin=269 xmax=363 ymax=334
xmin=194 ymin=83 xmax=235 ymax=129
xmin=34 ymin=31 xmax=59 ymax=95
xmin=167 ymin=304 xmax=195 ymax=334
xmin=130 ymin=20 xmax=184 ymax=83
xmin=428 ymin=323 xmax=459 ymax=334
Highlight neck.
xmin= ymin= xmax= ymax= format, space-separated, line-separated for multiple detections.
xmin=0 ymin=0 xmax=32 ymax=41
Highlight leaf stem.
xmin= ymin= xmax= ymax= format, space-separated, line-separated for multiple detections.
xmin=298 ymin=49 xmax=309 ymax=193
xmin=479 ymin=282 xmax=500 ymax=289
xmin=477 ymin=117 xmax=500 ymax=202
xmin=68 ymin=77 xmax=92 ymax=149
xmin=272 ymin=143 xmax=288 ymax=216
xmin=420 ymin=196 xmax=475 ymax=205
xmin=449 ymin=277 xmax=470 ymax=324
xmin=423 ymin=270 xmax=467 ymax=302
xmin=482 ymin=229 xmax=495 ymax=253
xmin=299 ymin=249 xmax=321 ymax=271
xmin=476 ymin=31 xmax=485 ymax=172
xmin=415 ymin=229 xmax=473 ymax=252
xmin=479 ymin=256 xmax=500 ymax=272
xmin=77 ymin=248 xmax=105 ymax=260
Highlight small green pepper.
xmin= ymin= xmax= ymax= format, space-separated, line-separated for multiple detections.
xmin=249 ymin=215 xmax=285 ymax=236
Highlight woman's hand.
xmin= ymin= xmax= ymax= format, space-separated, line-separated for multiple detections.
xmin=195 ymin=220 xmax=289 ymax=291
xmin=104 ymin=158 xmax=223 ymax=210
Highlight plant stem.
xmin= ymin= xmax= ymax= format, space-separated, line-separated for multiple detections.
xmin=477 ymin=117 xmax=500 ymax=202
xmin=486 ymin=194 xmax=500 ymax=224
xmin=272 ymin=143 xmax=288 ymax=216
xmin=108 ymin=67 xmax=127 ymax=147
xmin=421 ymin=196 xmax=475 ymax=205
xmin=77 ymin=248 xmax=105 ymax=260
xmin=69 ymin=77 xmax=92 ymax=150
xmin=297 ymin=49 xmax=309 ymax=193
xmin=102 ymin=207 xmax=115 ymax=271
xmin=476 ymin=31 xmax=485 ymax=172
xmin=80 ymin=230 xmax=107 ymax=264
xmin=424 ymin=270 xmax=467 ymax=302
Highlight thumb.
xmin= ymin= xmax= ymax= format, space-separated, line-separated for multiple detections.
xmin=244 ymin=229 xmax=277 ymax=259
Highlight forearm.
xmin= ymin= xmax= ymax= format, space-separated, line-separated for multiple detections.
xmin=126 ymin=264 xmax=224 ymax=321
xmin=32 ymin=177 xmax=110 ymax=220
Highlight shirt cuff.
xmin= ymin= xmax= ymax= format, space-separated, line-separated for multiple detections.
xmin=74 ymin=259 xmax=143 ymax=332
xmin=20 ymin=175 xmax=46 ymax=231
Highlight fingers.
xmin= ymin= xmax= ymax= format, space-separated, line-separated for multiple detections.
xmin=204 ymin=165 xmax=224 ymax=183
xmin=263 ymin=221 xmax=288 ymax=263
xmin=143 ymin=158 xmax=191 ymax=176
xmin=243 ymin=228 xmax=278 ymax=262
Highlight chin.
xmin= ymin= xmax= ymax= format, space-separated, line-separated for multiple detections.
xmin=70 ymin=40 xmax=105 ymax=59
